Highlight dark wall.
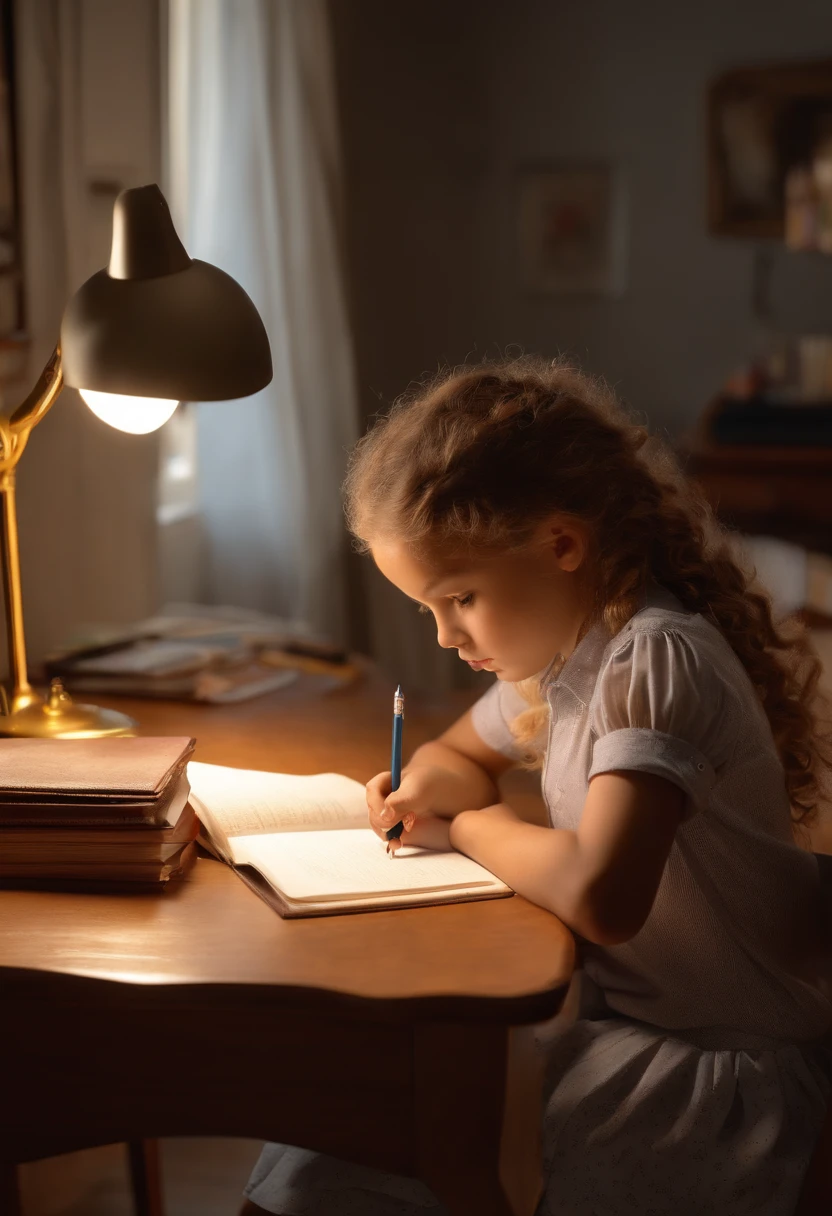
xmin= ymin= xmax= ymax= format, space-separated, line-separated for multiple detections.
xmin=331 ymin=0 xmax=832 ymax=439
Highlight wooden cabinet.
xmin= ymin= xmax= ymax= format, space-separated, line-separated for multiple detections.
xmin=683 ymin=441 xmax=832 ymax=555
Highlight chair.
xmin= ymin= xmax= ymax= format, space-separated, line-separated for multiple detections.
xmin=127 ymin=1141 xmax=165 ymax=1216
xmin=795 ymin=1110 xmax=832 ymax=1214
xmin=794 ymin=853 xmax=832 ymax=1215
xmin=3 ymin=1140 xmax=164 ymax=1216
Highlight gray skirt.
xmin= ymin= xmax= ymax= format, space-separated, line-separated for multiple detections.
xmin=244 ymin=1013 xmax=831 ymax=1216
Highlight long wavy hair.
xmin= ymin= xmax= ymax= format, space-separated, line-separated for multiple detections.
xmin=344 ymin=356 xmax=831 ymax=827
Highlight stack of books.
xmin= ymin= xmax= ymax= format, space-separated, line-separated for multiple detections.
xmin=0 ymin=736 xmax=197 ymax=889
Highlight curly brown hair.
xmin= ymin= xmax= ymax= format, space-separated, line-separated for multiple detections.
xmin=344 ymin=356 xmax=831 ymax=827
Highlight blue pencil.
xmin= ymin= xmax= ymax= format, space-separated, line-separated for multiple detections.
xmin=385 ymin=684 xmax=405 ymax=853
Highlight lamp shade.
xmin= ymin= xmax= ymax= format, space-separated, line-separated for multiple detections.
xmin=60 ymin=185 xmax=272 ymax=401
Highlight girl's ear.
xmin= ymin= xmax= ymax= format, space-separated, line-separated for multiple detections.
xmin=549 ymin=521 xmax=587 ymax=572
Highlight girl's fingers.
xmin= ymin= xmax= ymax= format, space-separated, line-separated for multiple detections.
xmin=380 ymin=812 xmax=416 ymax=853
xmin=366 ymin=772 xmax=392 ymax=815
xmin=368 ymin=768 xmax=431 ymax=841
xmin=369 ymin=805 xmax=404 ymax=839
xmin=383 ymin=814 xmax=451 ymax=854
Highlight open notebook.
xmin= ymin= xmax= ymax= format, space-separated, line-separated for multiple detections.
xmin=187 ymin=761 xmax=512 ymax=918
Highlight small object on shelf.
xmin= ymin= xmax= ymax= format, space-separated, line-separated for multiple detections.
xmin=721 ymin=364 xmax=768 ymax=401
xmin=721 ymin=333 xmax=832 ymax=409
xmin=813 ymin=131 xmax=832 ymax=253
xmin=798 ymin=335 xmax=832 ymax=400
xmin=782 ymin=134 xmax=832 ymax=254
xmin=785 ymin=164 xmax=820 ymax=252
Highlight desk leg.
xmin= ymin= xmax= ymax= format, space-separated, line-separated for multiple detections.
xmin=414 ymin=1023 xmax=543 ymax=1216
xmin=0 ymin=1164 xmax=21 ymax=1215
xmin=127 ymin=1139 xmax=165 ymax=1216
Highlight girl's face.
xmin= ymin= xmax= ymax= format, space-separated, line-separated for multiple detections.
xmin=371 ymin=521 xmax=593 ymax=683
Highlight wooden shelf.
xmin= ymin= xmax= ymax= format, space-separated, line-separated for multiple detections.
xmin=682 ymin=434 xmax=832 ymax=553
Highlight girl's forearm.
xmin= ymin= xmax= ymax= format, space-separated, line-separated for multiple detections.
xmin=450 ymin=804 xmax=587 ymax=929
xmin=405 ymin=740 xmax=500 ymax=810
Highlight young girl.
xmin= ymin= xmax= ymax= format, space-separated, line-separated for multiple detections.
xmin=242 ymin=357 xmax=831 ymax=1216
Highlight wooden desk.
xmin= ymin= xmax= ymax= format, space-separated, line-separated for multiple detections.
xmin=0 ymin=666 xmax=574 ymax=1216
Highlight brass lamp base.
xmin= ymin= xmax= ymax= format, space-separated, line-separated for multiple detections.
xmin=0 ymin=679 xmax=136 ymax=739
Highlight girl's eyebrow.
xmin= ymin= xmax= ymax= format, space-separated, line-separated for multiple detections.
xmin=421 ymin=572 xmax=471 ymax=596
xmin=408 ymin=588 xmax=463 ymax=607
xmin=420 ymin=579 xmax=445 ymax=596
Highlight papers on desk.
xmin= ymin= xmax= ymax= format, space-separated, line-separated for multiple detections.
xmin=43 ymin=604 xmax=356 ymax=701
xmin=45 ymin=634 xmax=299 ymax=703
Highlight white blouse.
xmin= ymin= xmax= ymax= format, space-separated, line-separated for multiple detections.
xmin=471 ymin=585 xmax=831 ymax=1045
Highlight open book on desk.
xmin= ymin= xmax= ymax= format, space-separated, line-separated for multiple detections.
xmin=187 ymin=761 xmax=512 ymax=918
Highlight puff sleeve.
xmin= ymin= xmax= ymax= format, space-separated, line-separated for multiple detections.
xmin=588 ymin=627 xmax=739 ymax=815
xmin=470 ymin=679 xmax=532 ymax=762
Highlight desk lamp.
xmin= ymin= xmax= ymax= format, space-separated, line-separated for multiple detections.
xmin=0 ymin=184 xmax=272 ymax=738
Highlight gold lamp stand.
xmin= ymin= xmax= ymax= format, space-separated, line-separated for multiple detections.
xmin=0 ymin=345 xmax=135 ymax=738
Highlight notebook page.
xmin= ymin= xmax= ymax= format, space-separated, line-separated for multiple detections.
xmin=231 ymin=827 xmax=508 ymax=902
xmin=187 ymin=761 xmax=367 ymax=837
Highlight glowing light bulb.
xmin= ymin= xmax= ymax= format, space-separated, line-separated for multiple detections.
xmin=79 ymin=389 xmax=179 ymax=434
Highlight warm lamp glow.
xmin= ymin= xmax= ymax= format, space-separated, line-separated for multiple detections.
xmin=0 ymin=185 xmax=271 ymax=739
xmin=79 ymin=389 xmax=179 ymax=434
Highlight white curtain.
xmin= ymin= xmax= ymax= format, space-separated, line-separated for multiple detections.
xmin=13 ymin=0 xmax=162 ymax=673
xmin=167 ymin=0 xmax=358 ymax=644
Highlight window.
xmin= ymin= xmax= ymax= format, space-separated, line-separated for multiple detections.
xmin=156 ymin=401 xmax=198 ymax=523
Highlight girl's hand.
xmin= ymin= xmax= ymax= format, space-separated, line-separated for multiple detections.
xmin=366 ymin=766 xmax=461 ymax=854
xmin=367 ymin=764 xmax=474 ymax=830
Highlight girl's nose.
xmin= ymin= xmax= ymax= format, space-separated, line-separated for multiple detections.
xmin=436 ymin=620 xmax=470 ymax=650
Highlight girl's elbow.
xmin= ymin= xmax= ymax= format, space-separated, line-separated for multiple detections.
xmin=570 ymin=891 xmax=648 ymax=946
xmin=578 ymin=916 xmax=642 ymax=947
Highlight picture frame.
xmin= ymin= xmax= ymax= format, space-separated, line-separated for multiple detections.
xmin=517 ymin=164 xmax=627 ymax=296
xmin=707 ymin=59 xmax=832 ymax=239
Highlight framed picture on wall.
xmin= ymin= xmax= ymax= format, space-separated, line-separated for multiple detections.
xmin=517 ymin=164 xmax=627 ymax=295
xmin=707 ymin=59 xmax=832 ymax=239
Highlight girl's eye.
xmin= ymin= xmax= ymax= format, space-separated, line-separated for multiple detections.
xmin=453 ymin=593 xmax=475 ymax=608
